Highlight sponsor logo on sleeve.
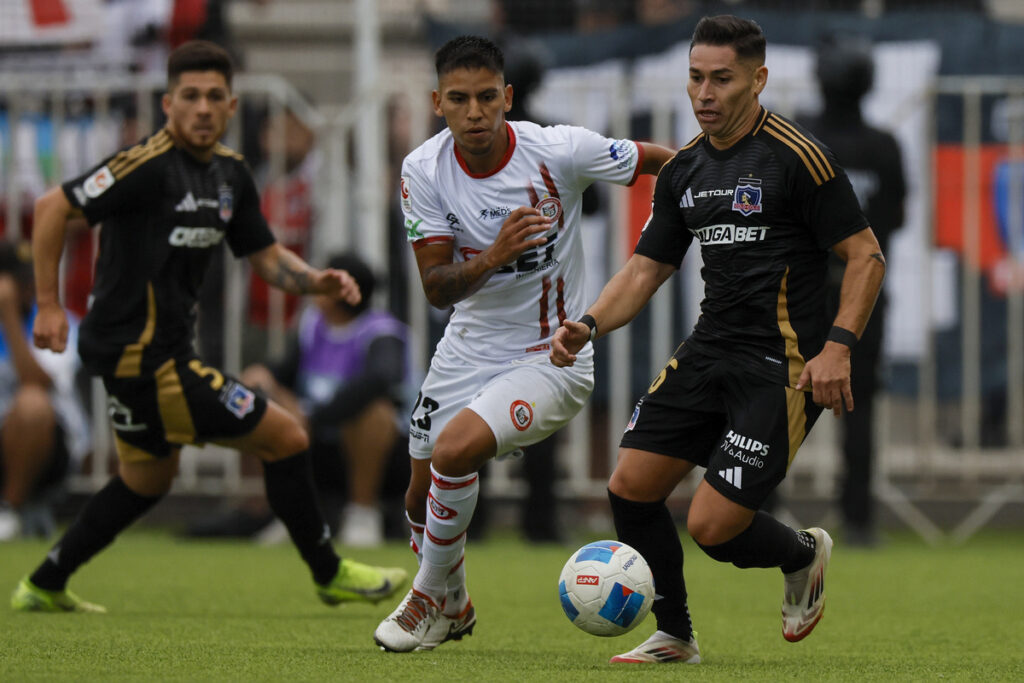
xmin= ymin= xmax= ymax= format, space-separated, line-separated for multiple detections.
xmin=400 ymin=175 xmax=412 ymax=213
xmin=83 ymin=166 xmax=114 ymax=199
xmin=608 ymin=140 xmax=636 ymax=170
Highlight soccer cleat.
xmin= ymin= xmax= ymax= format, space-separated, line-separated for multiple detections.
xmin=374 ymin=588 xmax=441 ymax=652
xmin=782 ymin=527 xmax=833 ymax=642
xmin=316 ymin=558 xmax=407 ymax=606
xmin=417 ymin=598 xmax=476 ymax=651
xmin=610 ymin=630 xmax=701 ymax=664
xmin=10 ymin=577 xmax=107 ymax=613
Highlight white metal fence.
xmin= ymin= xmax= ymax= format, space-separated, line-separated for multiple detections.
xmin=2 ymin=68 xmax=1023 ymax=542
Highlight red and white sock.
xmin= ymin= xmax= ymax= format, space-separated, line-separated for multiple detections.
xmin=413 ymin=465 xmax=478 ymax=603
xmin=408 ymin=509 xmax=468 ymax=615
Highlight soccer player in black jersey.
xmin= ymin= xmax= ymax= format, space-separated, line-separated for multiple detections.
xmin=11 ymin=40 xmax=407 ymax=613
xmin=552 ymin=15 xmax=886 ymax=663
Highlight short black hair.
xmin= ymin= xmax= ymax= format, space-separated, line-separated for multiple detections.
xmin=435 ymin=35 xmax=504 ymax=80
xmin=327 ymin=251 xmax=375 ymax=316
xmin=690 ymin=15 xmax=766 ymax=65
xmin=167 ymin=40 xmax=234 ymax=90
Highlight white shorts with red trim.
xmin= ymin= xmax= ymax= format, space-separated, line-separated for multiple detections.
xmin=408 ymin=342 xmax=594 ymax=461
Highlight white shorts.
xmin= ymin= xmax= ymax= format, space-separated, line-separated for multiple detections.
xmin=408 ymin=342 xmax=594 ymax=461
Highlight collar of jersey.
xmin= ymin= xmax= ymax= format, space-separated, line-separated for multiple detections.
xmin=701 ymin=106 xmax=768 ymax=160
xmin=453 ymin=122 xmax=516 ymax=179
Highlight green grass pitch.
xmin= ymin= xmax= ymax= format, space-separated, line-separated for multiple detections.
xmin=2 ymin=528 xmax=1022 ymax=681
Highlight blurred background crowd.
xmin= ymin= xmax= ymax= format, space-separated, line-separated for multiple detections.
xmin=2 ymin=0 xmax=1024 ymax=548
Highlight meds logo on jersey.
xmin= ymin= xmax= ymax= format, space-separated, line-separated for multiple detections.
xmin=535 ymin=196 xmax=563 ymax=223
xmin=218 ymin=185 xmax=233 ymax=223
xmin=510 ymin=399 xmax=534 ymax=431
xmin=82 ymin=165 xmax=115 ymax=200
xmin=732 ymin=177 xmax=763 ymax=216
xmin=221 ymin=381 xmax=255 ymax=419
xmin=400 ymin=175 xmax=413 ymax=213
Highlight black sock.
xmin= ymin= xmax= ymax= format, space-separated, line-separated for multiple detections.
xmin=608 ymin=489 xmax=693 ymax=641
xmin=30 ymin=476 xmax=162 ymax=591
xmin=696 ymin=510 xmax=816 ymax=572
xmin=263 ymin=452 xmax=339 ymax=585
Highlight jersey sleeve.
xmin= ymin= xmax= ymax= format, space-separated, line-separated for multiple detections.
xmin=793 ymin=147 xmax=870 ymax=250
xmin=61 ymin=152 xmax=162 ymax=226
xmin=400 ymin=159 xmax=453 ymax=249
xmin=564 ymin=126 xmax=644 ymax=190
xmin=633 ymin=163 xmax=692 ymax=267
xmin=225 ymin=165 xmax=276 ymax=257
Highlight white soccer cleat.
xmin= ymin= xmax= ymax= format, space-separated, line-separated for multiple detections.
xmin=609 ymin=630 xmax=701 ymax=664
xmin=782 ymin=527 xmax=833 ymax=642
xmin=418 ymin=598 xmax=476 ymax=651
xmin=374 ymin=588 xmax=441 ymax=653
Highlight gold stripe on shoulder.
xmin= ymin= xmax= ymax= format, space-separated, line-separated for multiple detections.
xmin=766 ymin=116 xmax=834 ymax=181
xmin=680 ymin=132 xmax=705 ymax=151
xmin=752 ymin=108 xmax=770 ymax=135
xmin=108 ymin=130 xmax=173 ymax=179
xmin=214 ymin=143 xmax=244 ymax=161
xmin=762 ymin=126 xmax=824 ymax=185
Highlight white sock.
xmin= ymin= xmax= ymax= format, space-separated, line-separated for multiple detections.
xmin=406 ymin=510 xmax=424 ymax=562
xmin=414 ymin=465 xmax=478 ymax=602
xmin=408 ymin=509 xmax=467 ymax=614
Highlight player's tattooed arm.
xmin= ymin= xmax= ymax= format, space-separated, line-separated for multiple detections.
xmin=420 ymin=257 xmax=496 ymax=309
xmin=870 ymin=252 xmax=885 ymax=266
xmin=249 ymin=243 xmax=314 ymax=295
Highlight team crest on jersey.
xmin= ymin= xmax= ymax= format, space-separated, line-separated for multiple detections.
xmin=732 ymin=177 xmax=763 ymax=216
xmin=510 ymin=400 xmax=534 ymax=431
xmin=83 ymin=165 xmax=115 ymax=200
xmin=221 ymin=381 xmax=255 ymax=419
xmin=218 ymin=185 xmax=233 ymax=223
xmin=400 ymin=175 xmax=412 ymax=213
xmin=535 ymin=196 xmax=563 ymax=223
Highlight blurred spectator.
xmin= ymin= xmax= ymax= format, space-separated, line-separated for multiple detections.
xmin=188 ymin=252 xmax=413 ymax=547
xmin=797 ymin=36 xmax=906 ymax=546
xmin=0 ymin=241 xmax=89 ymax=540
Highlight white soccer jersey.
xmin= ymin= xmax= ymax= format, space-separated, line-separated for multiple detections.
xmin=401 ymin=120 xmax=643 ymax=363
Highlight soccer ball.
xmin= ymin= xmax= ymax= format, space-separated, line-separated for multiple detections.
xmin=558 ymin=540 xmax=655 ymax=637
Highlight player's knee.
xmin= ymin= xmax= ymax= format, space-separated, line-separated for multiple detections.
xmin=687 ymin=510 xmax=735 ymax=547
xmin=9 ymin=385 xmax=56 ymax=424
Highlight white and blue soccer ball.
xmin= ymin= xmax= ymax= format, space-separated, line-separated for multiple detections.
xmin=558 ymin=540 xmax=655 ymax=637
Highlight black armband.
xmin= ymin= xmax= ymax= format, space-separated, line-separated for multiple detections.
xmin=578 ymin=314 xmax=598 ymax=342
xmin=827 ymin=325 xmax=858 ymax=349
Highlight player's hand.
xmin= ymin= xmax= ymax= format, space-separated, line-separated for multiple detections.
xmin=312 ymin=268 xmax=361 ymax=307
xmin=32 ymin=301 xmax=69 ymax=353
xmin=796 ymin=341 xmax=853 ymax=416
xmin=550 ymin=319 xmax=591 ymax=367
xmin=481 ymin=207 xmax=551 ymax=269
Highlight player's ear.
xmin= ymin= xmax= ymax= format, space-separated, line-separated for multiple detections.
xmin=753 ymin=65 xmax=768 ymax=96
xmin=431 ymin=89 xmax=443 ymax=117
xmin=504 ymin=83 xmax=513 ymax=113
xmin=161 ymin=92 xmax=172 ymax=117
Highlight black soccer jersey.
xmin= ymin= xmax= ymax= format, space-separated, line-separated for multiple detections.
xmin=636 ymin=107 xmax=869 ymax=387
xmin=62 ymin=128 xmax=276 ymax=376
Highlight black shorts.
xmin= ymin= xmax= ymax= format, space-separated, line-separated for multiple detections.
xmin=103 ymin=354 xmax=267 ymax=461
xmin=619 ymin=343 xmax=822 ymax=510
xmin=0 ymin=423 xmax=70 ymax=496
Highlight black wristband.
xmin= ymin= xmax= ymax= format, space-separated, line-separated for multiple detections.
xmin=578 ymin=314 xmax=598 ymax=342
xmin=827 ymin=325 xmax=858 ymax=349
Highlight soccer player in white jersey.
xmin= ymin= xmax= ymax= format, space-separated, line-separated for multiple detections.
xmin=374 ymin=35 xmax=675 ymax=652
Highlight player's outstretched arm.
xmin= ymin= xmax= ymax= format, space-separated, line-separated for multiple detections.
xmin=797 ymin=226 xmax=885 ymax=416
xmin=31 ymin=187 xmax=74 ymax=352
xmin=416 ymin=206 xmax=551 ymax=309
xmin=249 ymin=243 xmax=361 ymax=306
xmin=636 ymin=142 xmax=677 ymax=176
xmin=550 ymin=254 xmax=675 ymax=367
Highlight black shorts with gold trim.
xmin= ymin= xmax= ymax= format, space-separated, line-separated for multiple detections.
xmin=103 ymin=354 xmax=268 ymax=461
xmin=619 ymin=343 xmax=822 ymax=510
